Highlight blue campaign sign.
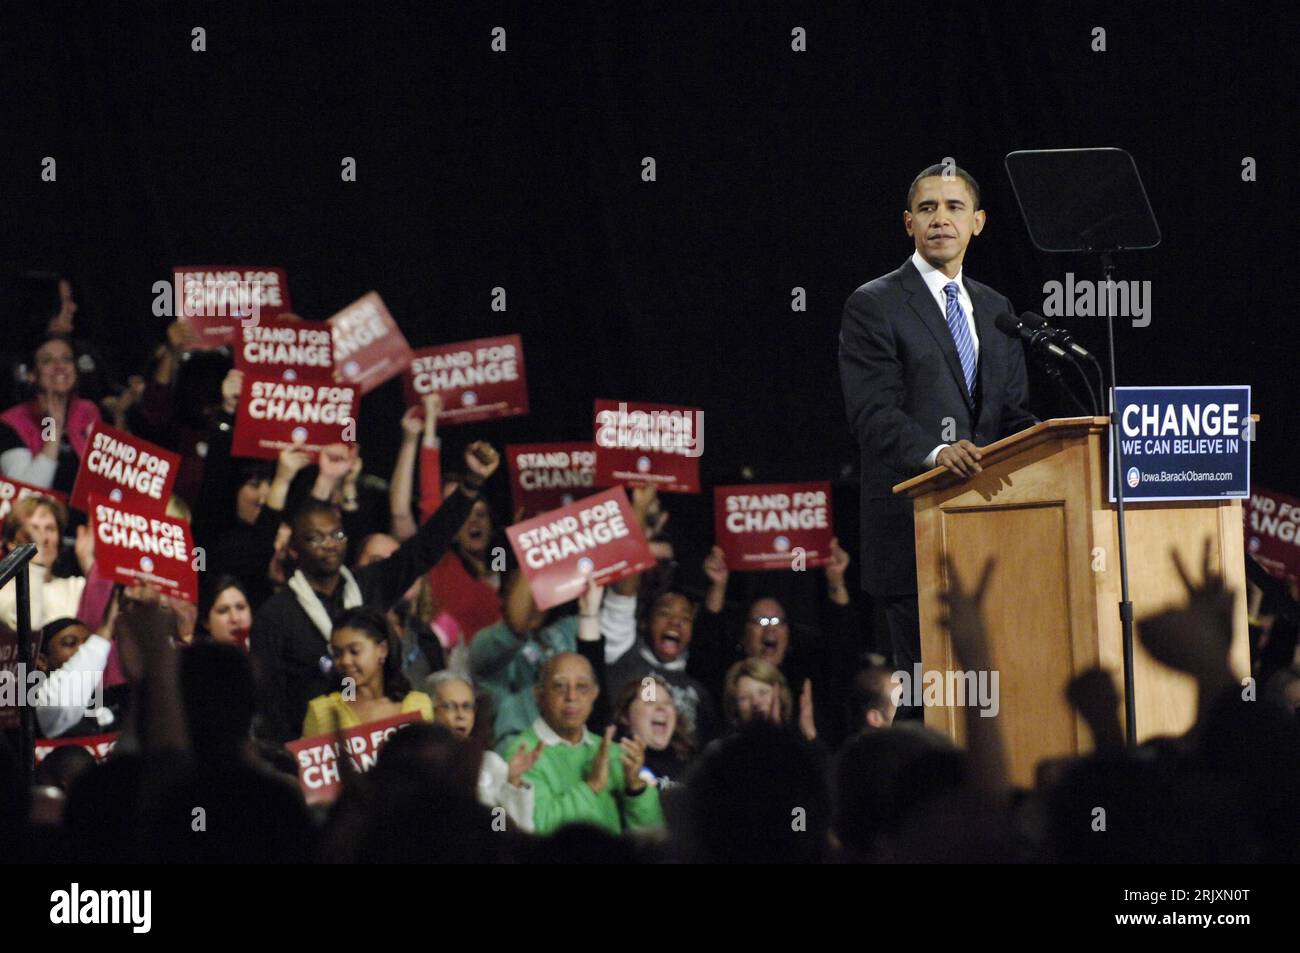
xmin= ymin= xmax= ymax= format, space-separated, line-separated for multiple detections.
xmin=1108 ymin=385 xmax=1251 ymax=502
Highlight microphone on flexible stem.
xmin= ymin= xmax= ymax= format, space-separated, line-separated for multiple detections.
xmin=993 ymin=312 xmax=1069 ymax=360
xmin=1020 ymin=312 xmax=1095 ymax=361
xmin=1020 ymin=311 xmax=1105 ymax=413
xmin=995 ymin=311 xmax=1099 ymax=415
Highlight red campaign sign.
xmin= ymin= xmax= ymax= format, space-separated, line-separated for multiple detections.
xmin=89 ymin=495 xmax=198 ymax=602
xmin=0 ymin=477 xmax=67 ymax=523
xmin=328 ymin=292 xmax=415 ymax=395
xmin=714 ymin=482 xmax=834 ymax=571
xmin=506 ymin=442 xmax=602 ymax=520
xmin=35 ymin=732 xmax=120 ymax=766
xmin=70 ymin=424 xmax=179 ymax=516
xmin=173 ymin=266 xmax=292 ymax=351
xmin=592 ymin=399 xmax=703 ymax=494
xmin=506 ymin=487 xmax=656 ymax=611
xmin=403 ymin=335 xmax=529 ymax=425
xmin=285 ymin=711 xmax=422 ymax=805
xmin=233 ymin=317 xmax=335 ymax=381
xmin=1245 ymin=487 xmax=1300 ymax=584
xmin=231 ymin=373 xmax=358 ymax=460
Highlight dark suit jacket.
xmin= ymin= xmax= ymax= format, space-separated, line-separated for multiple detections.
xmin=838 ymin=258 xmax=1037 ymax=596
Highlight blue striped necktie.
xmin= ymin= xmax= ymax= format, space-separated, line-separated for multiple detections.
xmin=943 ymin=281 xmax=977 ymax=396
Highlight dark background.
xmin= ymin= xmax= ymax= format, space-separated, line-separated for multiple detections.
xmin=3 ymin=1 xmax=1295 ymax=602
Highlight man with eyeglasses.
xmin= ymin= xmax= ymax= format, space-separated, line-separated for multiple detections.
xmin=251 ymin=441 xmax=500 ymax=744
xmin=504 ymin=652 xmax=663 ymax=836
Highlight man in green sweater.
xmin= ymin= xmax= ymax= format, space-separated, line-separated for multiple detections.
xmin=504 ymin=652 xmax=663 ymax=836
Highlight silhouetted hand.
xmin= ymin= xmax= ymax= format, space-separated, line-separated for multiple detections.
xmin=1137 ymin=538 xmax=1235 ymax=688
xmin=938 ymin=554 xmax=995 ymax=671
xmin=1066 ymin=667 xmax=1124 ymax=753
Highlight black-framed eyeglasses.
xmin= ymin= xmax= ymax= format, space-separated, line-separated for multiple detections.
xmin=747 ymin=615 xmax=785 ymax=627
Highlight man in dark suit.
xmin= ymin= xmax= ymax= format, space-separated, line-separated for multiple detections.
xmin=838 ymin=164 xmax=1036 ymax=711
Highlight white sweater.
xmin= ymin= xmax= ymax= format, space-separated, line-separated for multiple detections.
xmin=0 ymin=562 xmax=86 ymax=632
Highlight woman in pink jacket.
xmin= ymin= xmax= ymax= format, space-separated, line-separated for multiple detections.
xmin=0 ymin=334 xmax=101 ymax=496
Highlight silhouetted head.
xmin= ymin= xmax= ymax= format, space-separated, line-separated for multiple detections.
xmin=681 ymin=721 xmax=830 ymax=863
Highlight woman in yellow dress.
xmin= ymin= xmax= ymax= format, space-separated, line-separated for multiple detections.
xmin=302 ymin=606 xmax=433 ymax=738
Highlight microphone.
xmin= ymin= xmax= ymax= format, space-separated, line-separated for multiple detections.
xmin=1020 ymin=312 xmax=1095 ymax=361
xmin=994 ymin=311 xmax=1069 ymax=360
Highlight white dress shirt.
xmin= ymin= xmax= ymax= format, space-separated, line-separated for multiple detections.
xmin=911 ymin=250 xmax=979 ymax=468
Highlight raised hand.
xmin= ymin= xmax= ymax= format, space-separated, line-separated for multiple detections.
xmin=586 ymin=725 xmax=617 ymax=794
xmin=507 ymin=738 xmax=545 ymax=786
xmin=422 ymin=394 xmax=442 ymax=447
xmin=630 ymin=485 xmax=658 ymax=530
xmin=619 ymin=733 xmax=648 ymax=792
xmin=74 ymin=523 xmax=95 ymax=575
xmin=1066 ymin=668 xmax=1124 ymax=753
xmin=703 ymin=545 xmax=729 ymax=589
xmin=165 ymin=320 xmax=195 ymax=352
xmin=939 ymin=553 xmax=1008 ymax=800
xmin=318 ymin=443 xmax=354 ymax=482
xmin=464 ymin=441 xmax=500 ymax=481
xmin=938 ymin=554 xmax=995 ymax=671
xmin=399 ymin=405 xmax=424 ymax=439
xmin=277 ymin=441 xmax=313 ymax=478
xmin=221 ymin=368 xmax=244 ymax=414
xmin=1137 ymin=538 xmax=1236 ymax=689
xmin=577 ymin=576 xmax=603 ymax=615
xmin=344 ymin=452 xmax=363 ymax=486
xmin=124 ymin=374 xmax=147 ymax=405
xmin=798 ymin=678 xmax=817 ymax=741
xmin=824 ymin=537 xmax=850 ymax=582
xmin=121 ymin=583 xmax=164 ymax=607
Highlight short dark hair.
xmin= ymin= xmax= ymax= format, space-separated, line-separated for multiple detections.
xmin=907 ymin=163 xmax=981 ymax=211
xmin=39 ymin=617 xmax=87 ymax=657
xmin=847 ymin=665 xmax=895 ymax=731
xmin=291 ymin=498 xmax=342 ymax=536
xmin=235 ymin=460 xmax=274 ymax=487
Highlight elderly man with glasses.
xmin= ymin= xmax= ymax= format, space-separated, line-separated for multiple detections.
xmin=504 ymin=652 xmax=663 ymax=836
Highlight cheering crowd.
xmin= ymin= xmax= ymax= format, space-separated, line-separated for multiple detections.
xmin=2 ymin=271 xmax=1299 ymax=864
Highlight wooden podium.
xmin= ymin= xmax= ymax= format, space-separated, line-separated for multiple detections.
xmin=893 ymin=416 xmax=1251 ymax=788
